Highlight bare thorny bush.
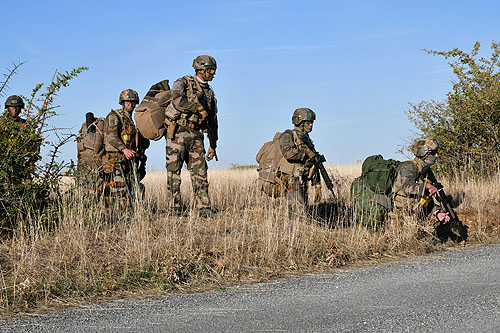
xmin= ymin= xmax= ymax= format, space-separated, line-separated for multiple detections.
xmin=0 ymin=62 xmax=87 ymax=231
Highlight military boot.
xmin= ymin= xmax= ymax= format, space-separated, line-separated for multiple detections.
xmin=199 ymin=207 xmax=218 ymax=219
xmin=172 ymin=206 xmax=188 ymax=217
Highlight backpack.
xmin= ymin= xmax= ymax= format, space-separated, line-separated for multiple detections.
xmin=255 ymin=131 xmax=299 ymax=197
xmin=350 ymin=155 xmax=400 ymax=227
xmin=134 ymin=80 xmax=171 ymax=141
xmin=76 ymin=112 xmax=106 ymax=171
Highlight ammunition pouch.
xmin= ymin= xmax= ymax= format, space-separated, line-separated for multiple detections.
xmin=165 ymin=103 xmax=181 ymax=122
xmin=102 ymin=152 xmax=123 ymax=174
xmin=164 ymin=118 xmax=177 ymax=140
xmin=176 ymin=117 xmax=198 ymax=130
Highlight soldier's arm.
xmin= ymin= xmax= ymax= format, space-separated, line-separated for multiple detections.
xmin=105 ymin=112 xmax=127 ymax=152
xmin=171 ymin=77 xmax=198 ymax=114
xmin=279 ymin=131 xmax=308 ymax=162
xmin=396 ymin=162 xmax=425 ymax=197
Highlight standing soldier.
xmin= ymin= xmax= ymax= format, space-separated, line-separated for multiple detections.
xmin=279 ymin=108 xmax=322 ymax=210
xmin=391 ymin=137 xmax=450 ymax=226
xmin=164 ymin=55 xmax=219 ymax=217
xmin=102 ymin=89 xmax=149 ymax=203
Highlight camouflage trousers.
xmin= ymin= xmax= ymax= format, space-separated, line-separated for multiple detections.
xmin=103 ymin=160 xmax=134 ymax=198
xmin=285 ymin=176 xmax=308 ymax=217
xmin=165 ymin=127 xmax=210 ymax=209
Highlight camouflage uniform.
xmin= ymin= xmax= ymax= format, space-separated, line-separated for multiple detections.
xmin=279 ymin=129 xmax=320 ymax=206
xmin=391 ymin=158 xmax=437 ymax=219
xmin=103 ymin=105 xmax=149 ymax=199
xmin=1 ymin=96 xmax=40 ymax=179
xmin=2 ymin=95 xmax=27 ymax=132
xmin=276 ymin=108 xmax=321 ymax=210
xmin=165 ymin=58 xmax=218 ymax=212
xmin=391 ymin=137 xmax=442 ymax=222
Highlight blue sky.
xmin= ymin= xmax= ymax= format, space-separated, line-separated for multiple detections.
xmin=2 ymin=0 xmax=499 ymax=169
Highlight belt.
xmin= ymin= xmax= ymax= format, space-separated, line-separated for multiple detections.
xmin=177 ymin=118 xmax=198 ymax=130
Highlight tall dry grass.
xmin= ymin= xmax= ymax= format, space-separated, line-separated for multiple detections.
xmin=0 ymin=165 xmax=498 ymax=314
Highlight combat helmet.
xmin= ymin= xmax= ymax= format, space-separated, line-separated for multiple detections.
xmin=192 ymin=55 xmax=217 ymax=71
xmin=5 ymin=95 xmax=25 ymax=109
xmin=411 ymin=137 xmax=439 ymax=158
xmin=119 ymin=89 xmax=139 ymax=105
xmin=292 ymin=108 xmax=316 ymax=126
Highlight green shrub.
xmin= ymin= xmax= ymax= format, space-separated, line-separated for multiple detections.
xmin=407 ymin=41 xmax=500 ymax=176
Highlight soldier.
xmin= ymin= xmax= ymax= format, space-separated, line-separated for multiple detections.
xmin=1 ymin=95 xmax=40 ymax=179
xmin=4 ymin=95 xmax=26 ymax=127
xmin=391 ymin=137 xmax=450 ymax=225
xmin=102 ymin=89 xmax=149 ymax=203
xmin=164 ymin=55 xmax=219 ymax=217
xmin=279 ymin=108 xmax=322 ymax=209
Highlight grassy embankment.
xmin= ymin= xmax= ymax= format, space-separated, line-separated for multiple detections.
xmin=0 ymin=165 xmax=499 ymax=314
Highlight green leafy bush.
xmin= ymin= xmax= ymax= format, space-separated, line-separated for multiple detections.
xmin=407 ymin=42 xmax=500 ymax=176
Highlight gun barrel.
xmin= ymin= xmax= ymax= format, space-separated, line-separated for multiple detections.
xmin=317 ymin=163 xmax=336 ymax=199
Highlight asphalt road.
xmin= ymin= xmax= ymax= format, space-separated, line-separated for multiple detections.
xmin=1 ymin=244 xmax=499 ymax=332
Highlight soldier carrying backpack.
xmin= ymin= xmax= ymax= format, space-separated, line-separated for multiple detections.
xmin=102 ymin=89 xmax=150 ymax=203
xmin=350 ymin=137 xmax=468 ymax=242
xmin=256 ymin=108 xmax=334 ymax=212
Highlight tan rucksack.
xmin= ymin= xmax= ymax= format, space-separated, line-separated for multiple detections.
xmin=76 ymin=113 xmax=106 ymax=172
xmin=134 ymin=80 xmax=171 ymax=141
xmin=255 ymin=130 xmax=299 ymax=197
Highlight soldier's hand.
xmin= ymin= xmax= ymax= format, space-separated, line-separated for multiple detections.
xmin=206 ymin=147 xmax=216 ymax=161
xmin=123 ymin=148 xmax=136 ymax=160
xmin=425 ymin=182 xmax=439 ymax=196
xmin=305 ymin=149 xmax=317 ymax=163
xmin=436 ymin=211 xmax=450 ymax=224
xmin=198 ymin=109 xmax=208 ymax=123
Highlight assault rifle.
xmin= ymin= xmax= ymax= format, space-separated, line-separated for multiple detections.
xmin=421 ymin=166 xmax=468 ymax=242
xmin=315 ymin=154 xmax=337 ymax=201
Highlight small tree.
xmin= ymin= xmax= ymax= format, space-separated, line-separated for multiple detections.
xmin=407 ymin=41 xmax=500 ymax=175
xmin=0 ymin=64 xmax=88 ymax=229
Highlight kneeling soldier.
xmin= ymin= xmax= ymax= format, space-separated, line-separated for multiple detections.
xmin=391 ymin=137 xmax=450 ymax=227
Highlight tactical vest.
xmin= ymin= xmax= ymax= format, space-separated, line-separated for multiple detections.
xmin=179 ymin=75 xmax=217 ymax=130
xmin=105 ymin=110 xmax=137 ymax=152
xmin=392 ymin=158 xmax=425 ymax=210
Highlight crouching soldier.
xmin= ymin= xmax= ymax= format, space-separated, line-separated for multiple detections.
xmin=390 ymin=137 xmax=467 ymax=241
xmin=280 ymin=108 xmax=323 ymax=211
xmin=102 ymin=89 xmax=149 ymax=204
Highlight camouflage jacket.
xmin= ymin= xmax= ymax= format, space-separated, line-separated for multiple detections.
xmin=392 ymin=158 xmax=439 ymax=214
xmin=171 ymin=75 xmax=218 ymax=137
xmin=104 ymin=108 xmax=149 ymax=154
xmin=279 ymin=129 xmax=319 ymax=183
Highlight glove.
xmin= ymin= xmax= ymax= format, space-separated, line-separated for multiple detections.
xmin=206 ymin=147 xmax=217 ymax=161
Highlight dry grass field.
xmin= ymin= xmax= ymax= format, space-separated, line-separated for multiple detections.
xmin=0 ymin=165 xmax=499 ymax=315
